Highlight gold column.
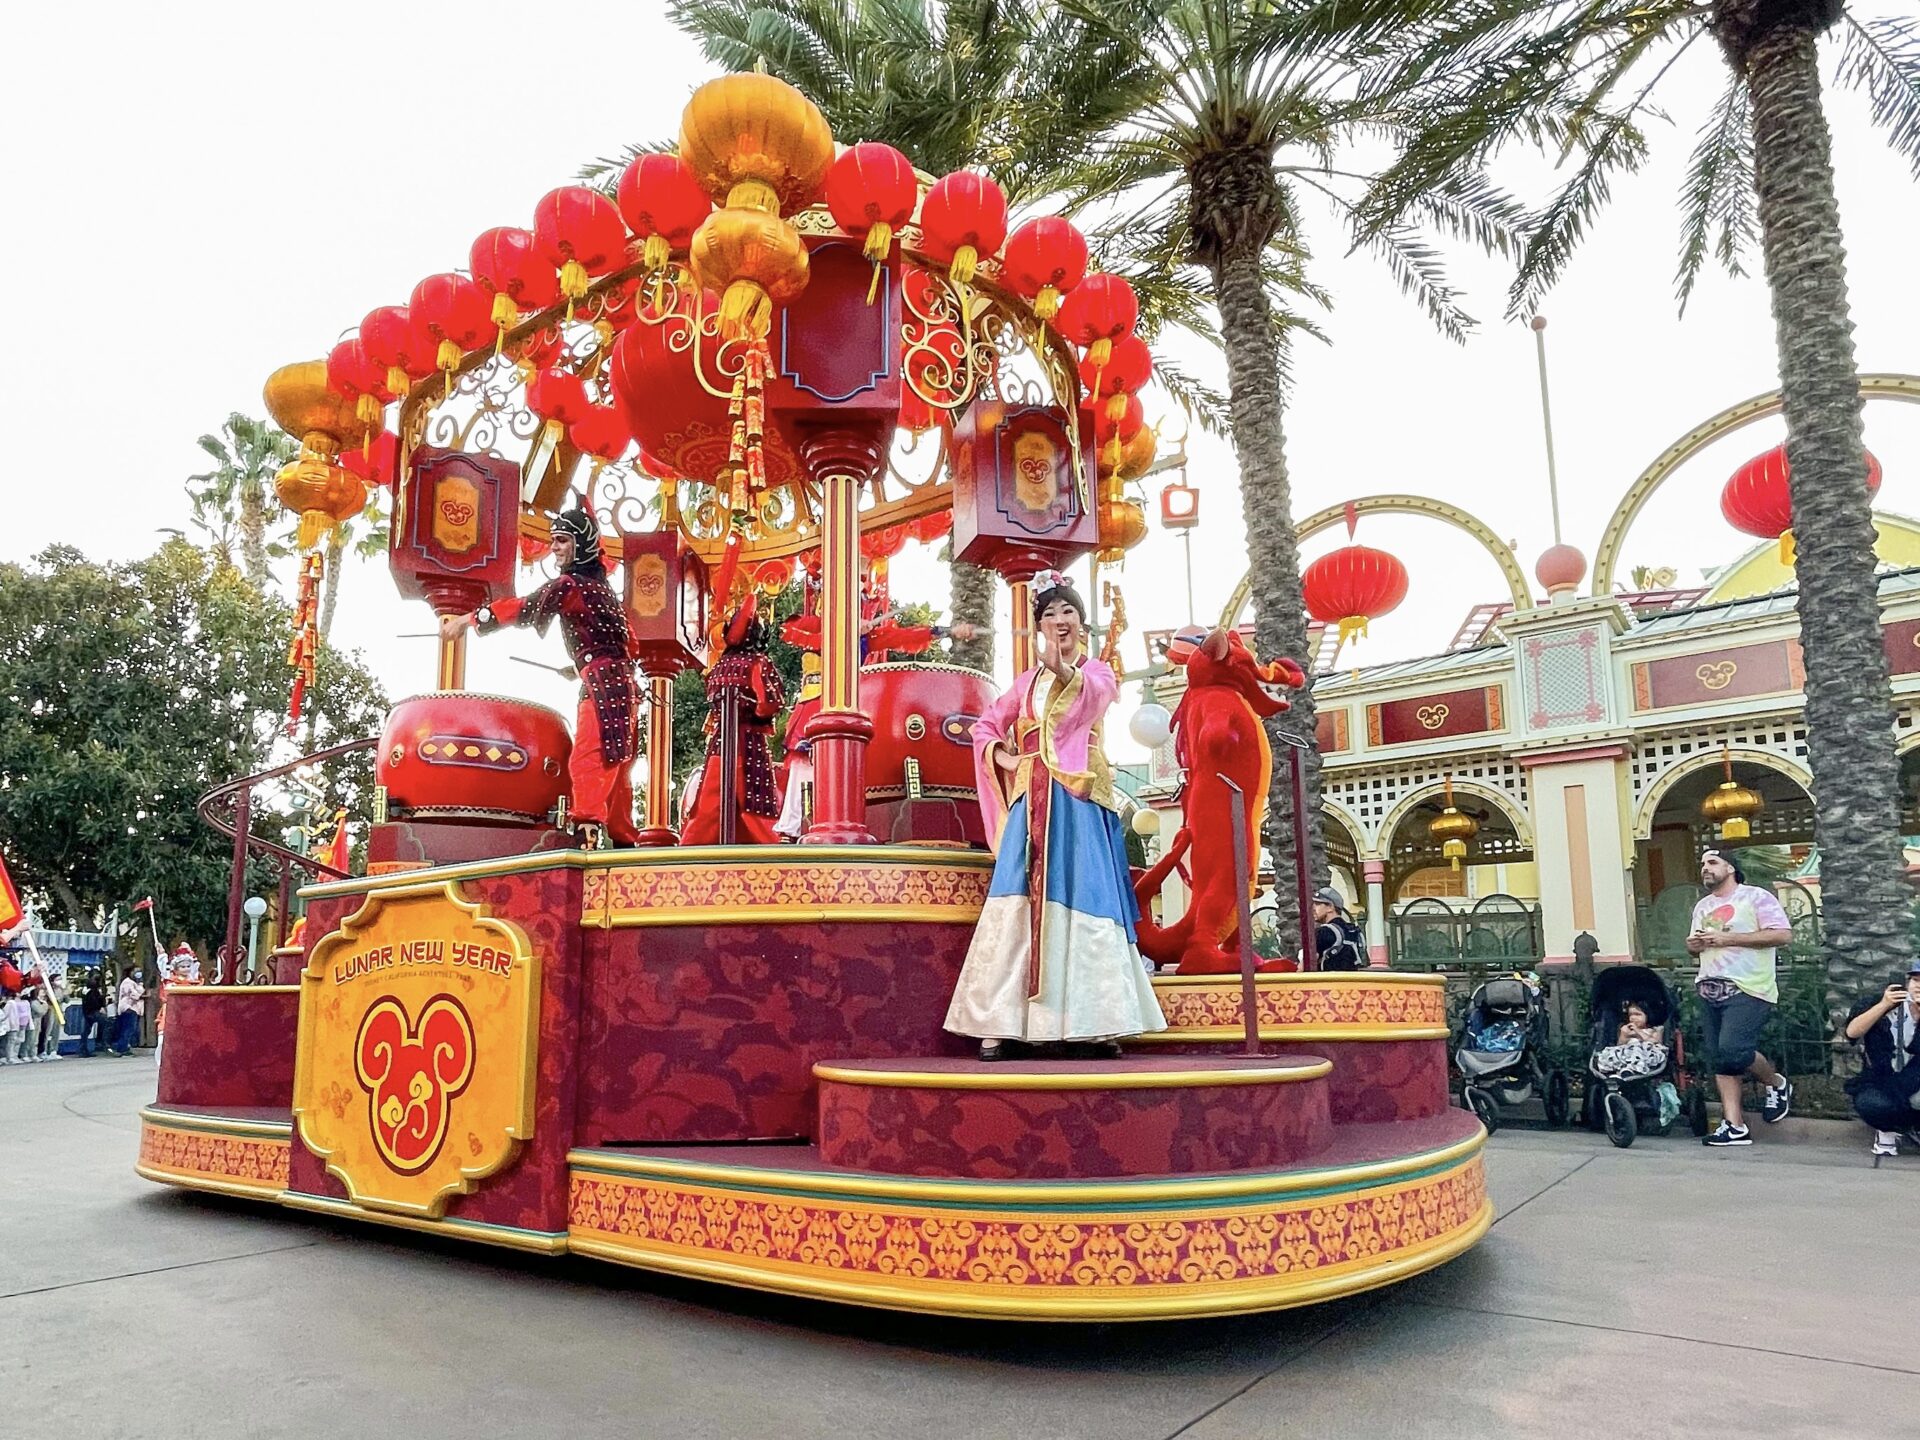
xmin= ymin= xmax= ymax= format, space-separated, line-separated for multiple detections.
xmin=1010 ymin=579 xmax=1034 ymax=676
xmin=643 ymin=674 xmax=675 ymax=842
xmin=437 ymin=631 xmax=468 ymax=690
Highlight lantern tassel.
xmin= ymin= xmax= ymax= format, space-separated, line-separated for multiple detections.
xmin=1778 ymin=530 xmax=1796 ymax=566
xmin=863 ymin=222 xmax=893 ymax=306
xmin=386 ymin=365 xmax=409 ymax=398
xmin=949 ymin=244 xmax=980 ymax=287
xmin=560 ymin=258 xmax=590 ymax=320
xmin=718 ymin=280 xmax=772 ymax=343
xmin=491 ymin=293 xmax=518 ymax=355
xmin=1336 ymin=615 xmax=1369 ymax=647
xmin=437 ymin=339 xmax=462 ymax=399
xmin=1036 ymin=285 xmax=1061 ymax=321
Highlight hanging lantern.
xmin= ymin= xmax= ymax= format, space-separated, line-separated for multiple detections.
xmin=470 ymin=226 xmax=562 ymax=351
xmin=1428 ymin=777 xmax=1478 ymax=872
xmin=1079 ymin=332 xmax=1152 ymax=417
xmin=918 ymin=171 xmax=1008 ymax=287
xmin=1701 ymin=750 xmax=1765 ymax=840
xmin=359 ymin=304 xmax=435 ymax=400
xmin=1055 ymin=273 xmax=1139 ymax=374
xmin=1721 ymin=442 xmax=1882 ymax=564
xmin=1302 ymin=543 xmax=1410 ymax=647
xmin=823 ymin=142 xmax=919 ymax=303
xmin=341 ymin=430 xmax=400 ymax=490
xmin=679 ymin=72 xmax=834 ymax=341
xmin=569 ymin=404 xmax=632 ymax=462
xmin=1095 ymin=497 xmax=1148 ymax=564
xmin=526 ymin=366 xmax=592 ymax=456
xmin=1114 ymin=424 xmax=1158 ymax=481
xmin=1001 ymin=216 xmax=1088 ymax=320
xmin=409 ymin=272 xmax=495 ymax=395
xmin=262 ymin=360 xmax=376 ymax=552
xmin=325 ymin=336 xmax=388 ymax=436
xmin=532 ymin=185 xmax=630 ymax=320
xmin=616 ymin=153 xmax=712 ymax=307
xmin=1094 ymin=392 xmax=1144 ymax=472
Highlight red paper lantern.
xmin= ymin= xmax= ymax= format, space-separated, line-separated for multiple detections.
xmin=360 ymin=305 xmax=435 ymax=398
xmin=616 ymin=154 xmax=712 ymax=276
xmin=1079 ymin=332 xmax=1153 ymax=418
xmin=410 ymin=273 xmax=495 ymax=389
xmin=1055 ymin=273 xmax=1139 ymax=369
xmin=825 ymin=142 xmax=919 ymax=299
xmin=918 ymin=171 xmax=1008 ymax=285
xmin=326 ymin=336 xmax=388 ymax=432
xmin=1001 ymin=216 xmax=1088 ymax=321
xmin=471 ymin=226 xmax=562 ymax=348
xmin=1721 ymin=442 xmax=1882 ymax=563
xmin=341 ymin=430 xmax=400 ymax=489
xmin=532 ymin=185 xmax=630 ymax=316
xmin=1302 ymin=544 xmax=1410 ymax=647
xmin=525 ymin=367 xmax=592 ymax=427
xmin=569 ymin=403 xmax=632 ymax=461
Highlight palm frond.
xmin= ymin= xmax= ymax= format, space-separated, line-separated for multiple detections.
xmin=1674 ymin=74 xmax=1755 ymax=313
xmin=1834 ymin=13 xmax=1920 ymax=180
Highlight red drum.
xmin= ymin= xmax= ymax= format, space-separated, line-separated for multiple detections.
xmin=861 ymin=662 xmax=996 ymax=803
xmin=377 ymin=693 xmax=572 ymax=826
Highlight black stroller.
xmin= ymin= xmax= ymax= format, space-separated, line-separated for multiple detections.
xmin=1454 ymin=973 xmax=1566 ymax=1134
xmin=1579 ymin=964 xmax=1710 ymax=1147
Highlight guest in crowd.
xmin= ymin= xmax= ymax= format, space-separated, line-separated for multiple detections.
xmin=1843 ymin=961 xmax=1920 ymax=1158
xmin=112 ymin=968 xmax=146 ymax=1055
xmin=81 ymin=972 xmax=111 ymax=1056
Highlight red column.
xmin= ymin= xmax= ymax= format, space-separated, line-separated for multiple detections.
xmin=798 ymin=425 xmax=886 ymax=845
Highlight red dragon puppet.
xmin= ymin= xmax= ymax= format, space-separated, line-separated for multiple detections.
xmin=1134 ymin=628 xmax=1307 ymax=974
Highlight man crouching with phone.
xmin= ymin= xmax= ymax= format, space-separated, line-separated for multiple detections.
xmin=1843 ymin=961 xmax=1920 ymax=1158
xmin=1688 ymin=850 xmax=1795 ymax=1146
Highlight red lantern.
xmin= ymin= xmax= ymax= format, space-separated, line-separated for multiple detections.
xmin=532 ymin=186 xmax=630 ymax=317
xmin=616 ymin=154 xmax=711 ymax=280
xmin=569 ymin=403 xmax=632 ymax=461
xmin=360 ymin=305 xmax=435 ymax=398
xmin=1302 ymin=545 xmax=1410 ymax=647
xmin=1079 ymin=332 xmax=1152 ymax=418
xmin=825 ymin=142 xmax=919 ymax=300
xmin=471 ymin=227 xmax=562 ymax=349
xmin=409 ymin=273 xmax=495 ymax=391
xmin=526 ymin=367 xmax=592 ymax=427
xmin=1721 ymin=442 xmax=1882 ymax=564
xmin=341 ymin=430 xmax=400 ymax=490
xmin=326 ymin=336 xmax=388 ymax=433
xmin=1055 ymin=273 xmax=1139 ymax=370
xmin=918 ymin=171 xmax=1008 ymax=285
xmin=1001 ymin=216 xmax=1088 ymax=321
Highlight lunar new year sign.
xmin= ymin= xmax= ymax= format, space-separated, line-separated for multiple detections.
xmin=292 ymin=882 xmax=538 ymax=1217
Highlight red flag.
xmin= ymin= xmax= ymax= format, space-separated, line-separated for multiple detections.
xmin=133 ymin=896 xmax=155 ymax=913
xmin=0 ymin=854 xmax=22 ymax=934
xmin=319 ymin=811 xmax=350 ymax=874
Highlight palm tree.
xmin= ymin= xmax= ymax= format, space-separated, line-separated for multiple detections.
xmin=1333 ymin=0 xmax=1920 ymax=987
xmin=187 ymin=413 xmax=297 ymax=591
xmin=654 ymin=0 xmax=1170 ymax=675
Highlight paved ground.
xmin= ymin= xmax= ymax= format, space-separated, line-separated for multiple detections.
xmin=3 ymin=1057 xmax=1913 ymax=1440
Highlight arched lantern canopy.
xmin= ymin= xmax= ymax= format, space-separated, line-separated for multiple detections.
xmin=1302 ymin=543 xmax=1410 ymax=647
xmin=1721 ymin=442 xmax=1882 ymax=564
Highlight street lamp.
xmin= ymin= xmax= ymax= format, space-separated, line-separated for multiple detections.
xmin=243 ymin=896 xmax=268 ymax=979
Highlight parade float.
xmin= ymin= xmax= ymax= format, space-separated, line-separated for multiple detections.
xmin=138 ymin=73 xmax=1487 ymax=1321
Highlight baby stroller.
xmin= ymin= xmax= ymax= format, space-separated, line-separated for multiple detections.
xmin=1454 ymin=973 xmax=1565 ymax=1134
xmin=1580 ymin=964 xmax=1709 ymax=1147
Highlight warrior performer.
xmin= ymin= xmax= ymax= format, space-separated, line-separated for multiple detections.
xmin=944 ymin=571 xmax=1165 ymax=1059
xmin=682 ymin=601 xmax=787 ymax=846
xmin=439 ymin=508 xmax=641 ymax=847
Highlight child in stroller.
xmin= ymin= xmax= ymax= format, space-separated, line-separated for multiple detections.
xmin=1583 ymin=964 xmax=1708 ymax=1147
xmin=1455 ymin=973 xmax=1567 ymax=1133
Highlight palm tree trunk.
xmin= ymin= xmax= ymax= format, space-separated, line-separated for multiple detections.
xmin=239 ymin=476 xmax=270 ymax=589
xmin=318 ymin=529 xmax=346 ymax=645
xmin=1211 ymin=238 xmax=1326 ymax=955
xmin=1740 ymin=17 xmax=1913 ymax=992
xmin=949 ymin=559 xmax=996 ymax=672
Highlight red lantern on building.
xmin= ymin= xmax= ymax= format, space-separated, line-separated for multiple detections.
xmin=1303 ymin=544 xmax=1410 ymax=647
xmin=616 ymin=154 xmax=712 ymax=301
xmin=1721 ymin=442 xmax=1882 ymax=564
xmin=341 ymin=430 xmax=400 ymax=489
xmin=326 ymin=336 xmax=388 ymax=434
xmin=526 ymin=366 xmax=592 ymax=454
xmin=471 ymin=226 xmax=562 ymax=349
xmin=1055 ymin=273 xmax=1139 ymax=370
xmin=1079 ymin=332 xmax=1152 ymax=417
xmin=410 ymin=272 xmax=495 ymax=393
xmin=532 ymin=185 xmax=630 ymax=318
xmin=824 ymin=142 xmax=919 ymax=300
xmin=918 ymin=171 xmax=1008 ymax=286
xmin=569 ymin=403 xmax=632 ymax=462
xmin=360 ymin=304 xmax=435 ymax=399
xmin=1001 ymin=216 xmax=1088 ymax=321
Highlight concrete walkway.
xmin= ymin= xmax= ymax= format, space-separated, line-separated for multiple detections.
xmin=3 ymin=1058 xmax=1912 ymax=1439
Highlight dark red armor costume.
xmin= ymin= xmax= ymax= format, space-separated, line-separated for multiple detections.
xmin=682 ymin=619 xmax=785 ymax=847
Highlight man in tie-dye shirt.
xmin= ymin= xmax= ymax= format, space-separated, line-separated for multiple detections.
xmin=1688 ymin=849 xmax=1795 ymax=1146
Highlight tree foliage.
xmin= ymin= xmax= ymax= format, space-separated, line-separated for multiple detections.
xmin=0 ymin=541 xmax=387 ymax=943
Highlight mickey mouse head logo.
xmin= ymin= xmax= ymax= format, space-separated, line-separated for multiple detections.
xmin=1696 ymin=661 xmax=1737 ymax=691
xmin=354 ymin=995 xmax=474 ymax=1175
xmin=1416 ymin=703 xmax=1450 ymax=730
xmin=440 ymin=500 xmax=477 ymax=526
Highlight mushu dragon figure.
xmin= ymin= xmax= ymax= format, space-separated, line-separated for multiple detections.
xmin=1134 ymin=628 xmax=1307 ymax=974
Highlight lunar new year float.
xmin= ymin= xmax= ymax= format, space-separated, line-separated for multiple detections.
xmin=139 ymin=74 xmax=1487 ymax=1320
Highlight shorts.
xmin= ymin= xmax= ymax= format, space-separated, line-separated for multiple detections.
xmin=1699 ymin=988 xmax=1774 ymax=1076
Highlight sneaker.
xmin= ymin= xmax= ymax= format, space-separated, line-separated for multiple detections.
xmin=1704 ymin=1121 xmax=1753 ymax=1147
xmin=1872 ymin=1131 xmax=1900 ymax=1158
xmin=1762 ymin=1075 xmax=1793 ymax=1123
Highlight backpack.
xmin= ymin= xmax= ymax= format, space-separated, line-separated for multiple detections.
xmin=1318 ymin=918 xmax=1367 ymax=971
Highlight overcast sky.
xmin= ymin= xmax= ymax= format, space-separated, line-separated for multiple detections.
xmin=6 ymin=2 xmax=1916 ymax=757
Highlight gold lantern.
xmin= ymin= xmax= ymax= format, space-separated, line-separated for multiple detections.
xmin=1701 ymin=750 xmax=1764 ymax=840
xmin=678 ymin=72 xmax=835 ymax=340
xmin=1095 ymin=496 xmax=1148 ymax=564
xmin=263 ymin=360 xmax=376 ymax=550
xmin=1428 ymin=776 xmax=1479 ymax=871
xmin=1114 ymin=424 xmax=1159 ymax=481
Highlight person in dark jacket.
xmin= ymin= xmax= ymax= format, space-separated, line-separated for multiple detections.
xmin=1842 ymin=959 xmax=1920 ymax=1158
xmin=81 ymin=972 xmax=109 ymax=1056
xmin=1312 ymin=888 xmax=1368 ymax=971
